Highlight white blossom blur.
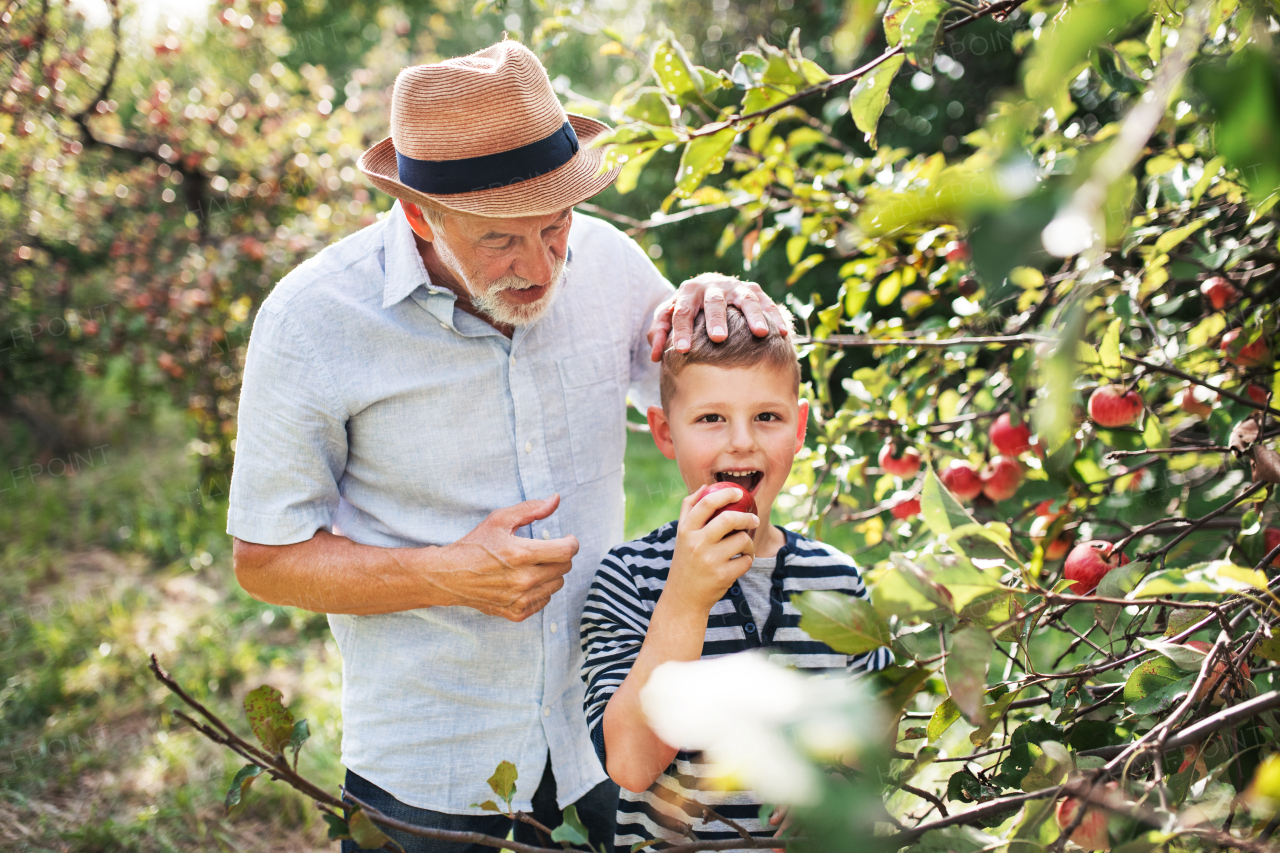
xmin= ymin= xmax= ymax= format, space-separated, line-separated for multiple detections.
xmin=639 ymin=652 xmax=882 ymax=805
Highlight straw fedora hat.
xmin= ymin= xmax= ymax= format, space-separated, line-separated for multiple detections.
xmin=358 ymin=40 xmax=618 ymax=219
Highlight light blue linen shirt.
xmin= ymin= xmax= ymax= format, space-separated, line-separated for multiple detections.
xmin=227 ymin=201 xmax=672 ymax=813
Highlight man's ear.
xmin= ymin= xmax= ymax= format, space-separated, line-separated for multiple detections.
xmin=795 ymin=398 xmax=809 ymax=453
xmin=402 ymin=202 xmax=436 ymax=242
xmin=648 ymin=406 xmax=676 ymax=460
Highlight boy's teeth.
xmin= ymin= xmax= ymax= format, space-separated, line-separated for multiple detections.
xmin=716 ymin=471 xmax=760 ymax=490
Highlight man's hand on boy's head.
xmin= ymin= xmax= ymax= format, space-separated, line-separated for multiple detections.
xmin=646 ymin=273 xmax=789 ymax=362
xmin=664 ymin=484 xmax=759 ymax=614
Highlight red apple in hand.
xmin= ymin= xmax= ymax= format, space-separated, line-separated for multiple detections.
xmin=704 ymin=481 xmax=757 ymax=521
xmin=989 ymin=412 xmax=1032 ymax=455
xmin=1088 ymin=385 xmax=1143 ymax=427
xmin=1063 ymin=540 xmax=1129 ymax=595
xmin=980 ymin=455 xmax=1023 ymax=502
xmin=1183 ymin=640 xmax=1251 ymax=706
xmin=939 ymin=461 xmax=983 ymax=502
xmin=889 ymin=491 xmax=921 ymax=519
xmin=1222 ymin=328 xmax=1271 ymax=368
xmin=879 ymin=440 xmax=922 ymax=478
xmin=1055 ymin=782 xmax=1119 ymax=851
xmin=1200 ymin=276 xmax=1240 ymax=310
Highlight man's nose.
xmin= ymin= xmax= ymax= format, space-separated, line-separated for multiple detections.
xmin=513 ymin=238 xmax=560 ymax=285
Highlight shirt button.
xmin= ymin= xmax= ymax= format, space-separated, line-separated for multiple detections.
xmin=543 ymin=707 xmax=551 ymax=717
xmin=542 ymin=530 xmax=551 ymax=540
xmin=745 ymin=623 xmax=757 ymax=634
xmin=550 ymin=622 xmax=558 ymax=633
xmin=525 ymin=441 xmax=533 ymax=453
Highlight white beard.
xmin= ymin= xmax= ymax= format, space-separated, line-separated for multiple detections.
xmin=433 ymin=239 xmax=566 ymax=327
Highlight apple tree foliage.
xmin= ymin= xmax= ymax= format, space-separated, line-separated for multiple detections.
xmin=10 ymin=0 xmax=1280 ymax=848
xmin=562 ymin=0 xmax=1280 ymax=849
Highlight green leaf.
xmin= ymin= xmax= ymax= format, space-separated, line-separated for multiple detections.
xmin=968 ymin=688 xmax=1023 ymax=747
xmin=883 ymin=0 xmax=912 ymax=46
xmin=224 ymin=763 xmax=262 ymax=812
xmin=1127 ymin=672 xmax=1197 ymax=717
xmin=670 ymin=127 xmax=736 ymax=202
xmin=1124 ymin=656 xmax=1185 ymax=709
xmin=793 ymin=590 xmax=892 ymax=654
xmin=919 ymin=466 xmax=979 ymax=540
xmin=1191 ymin=48 xmax=1280 ymax=202
xmin=1143 ymin=413 xmax=1170 ymax=449
xmin=290 ymin=719 xmax=310 ymax=755
xmin=349 ymin=808 xmax=403 ymax=852
xmin=652 ymin=39 xmax=703 ymax=99
xmin=323 ymin=813 xmax=351 ymax=841
xmin=623 ymin=89 xmax=675 ymax=127
xmin=1095 ymin=559 xmax=1148 ymax=632
xmin=927 ymin=697 xmax=961 ymax=743
xmin=1092 ymin=46 xmax=1142 ymax=94
xmin=471 ymin=800 xmax=502 ymax=813
xmin=1153 ymin=219 xmax=1208 ymax=255
xmin=872 ymin=565 xmax=944 ymax=621
xmin=1099 ymin=318 xmax=1122 ymax=371
xmin=993 ymin=721 xmax=1066 ymax=789
xmin=1132 ymin=561 xmax=1268 ymax=597
xmin=875 ymin=270 xmax=903 ymax=305
xmin=1024 ymin=0 xmax=1149 ymax=107
xmin=1137 ymin=638 xmax=1209 ymax=671
xmin=849 ymin=54 xmax=905 ymax=147
xmin=551 ymin=804 xmax=591 ymax=846
xmin=944 ymin=625 xmax=993 ymax=723
xmin=899 ymin=0 xmax=947 ymax=70
xmin=1020 ymin=740 xmax=1073 ymax=791
xmin=487 ymin=760 xmax=518 ymax=804
xmin=244 ymin=685 xmax=295 ymax=755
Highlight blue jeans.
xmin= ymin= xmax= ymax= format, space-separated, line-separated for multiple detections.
xmin=340 ymin=758 xmax=619 ymax=853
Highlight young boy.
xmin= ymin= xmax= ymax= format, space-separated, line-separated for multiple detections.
xmin=580 ymin=307 xmax=892 ymax=852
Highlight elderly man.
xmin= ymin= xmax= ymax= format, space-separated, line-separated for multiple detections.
xmin=228 ymin=41 xmax=785 ymax=853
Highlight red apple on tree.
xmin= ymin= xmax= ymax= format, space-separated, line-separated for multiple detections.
xmin=1063 ymin=540 xmax=1129 ymax=595
xmin=1222 ymin=328 xmax=1271 ymax=368
xmin=1055 ymin=781 xmax=1119 ymax=851
xmin=980 ymin=456 xmax=1023 ymax=502
xmin=939 ymin=461 xmax=983 ymax=502
xmin=1088 ymin=385 xmax=1143 ymax=428
xmin=1179 ymin=386 xmax=1213 ymax=420
xmin=989 ymin=412 xmax=1032 ymax=455
xmin=1183 ymin=640 xmax=1251 ymax=706
xmin=1200 ymin=276 xmax=1240 ymax=310
xmin=703 ymin=481 xmax=757 ymax=521
xmin=943 ymin=240 xmax=970 ymax=263
xmin=889 ymin=491 xmax=921 ymax=519
xmin=1031 ymin=502 xmax=1073 ymax=560
xmin=879 ymin=440 xmax=922 ymax=478
xmin=1263 ymin=527 xmax=1280 ymax=568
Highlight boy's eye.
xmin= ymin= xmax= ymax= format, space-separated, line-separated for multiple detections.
xmin=697 ymin=414 xmax=724 ymax=423
xmin=757 ymin=412 xmax=781 ymax=422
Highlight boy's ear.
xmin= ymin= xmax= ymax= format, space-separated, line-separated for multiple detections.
xmin=647 ymin=406 xmax=676 ymax=460
xmin=402 ymin=202 xmax=437 ymax=242
xmin=795 ymin=399 xmax=809 ymax=453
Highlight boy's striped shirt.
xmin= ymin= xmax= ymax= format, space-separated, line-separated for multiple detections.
xmin=580 ymin=522 xmax=892 ymax=852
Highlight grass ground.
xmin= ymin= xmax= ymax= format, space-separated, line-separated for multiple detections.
xmin=0 ymin=406 xmax=685 ymax=852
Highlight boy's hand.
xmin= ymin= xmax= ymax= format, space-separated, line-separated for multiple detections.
xmin=770 ymin=806 xmax=794 ymax=853
xmin=664 ymin=484 xmax=758 ymax=613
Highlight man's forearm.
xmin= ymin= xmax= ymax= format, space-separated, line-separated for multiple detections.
xmin=233 ymin=530 xmax=449 ymax=615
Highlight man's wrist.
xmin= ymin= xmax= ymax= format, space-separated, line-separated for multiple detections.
xmin=401 ymin=543 xmax=454 ymax=610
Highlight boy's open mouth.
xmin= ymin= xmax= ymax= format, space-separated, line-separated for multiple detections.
xmin=714 ymin=469 xmax=762 ymax=493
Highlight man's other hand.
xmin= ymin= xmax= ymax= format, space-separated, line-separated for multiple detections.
xmin=646 ymin=273 xmax=788 ymax=362
xmin=440 ymin=494 xmax=580 ymax=622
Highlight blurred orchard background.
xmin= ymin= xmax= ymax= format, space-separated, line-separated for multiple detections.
xmin=3 ymin=0 xmax=1280 ymax=850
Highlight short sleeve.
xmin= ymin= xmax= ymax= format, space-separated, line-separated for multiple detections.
xmin=227 ymin=306 xmax=348 ymax=545
xmin=623 ymin=235 xmax=674 ymax=415
xmin=580 ymin=552 xmax=651 ymax=766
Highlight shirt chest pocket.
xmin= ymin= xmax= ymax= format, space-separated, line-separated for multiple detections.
xmin=559 ymin=351 xmax=626 ymax=485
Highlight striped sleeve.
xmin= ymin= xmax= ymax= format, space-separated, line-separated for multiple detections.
xmin=580 ymin=546 xmax=659 ymax=766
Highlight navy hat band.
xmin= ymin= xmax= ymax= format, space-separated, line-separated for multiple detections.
xmin=395 ymin=120 xmax=580 ymax=196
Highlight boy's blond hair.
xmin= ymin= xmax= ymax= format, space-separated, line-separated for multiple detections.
xmin=659 ymin=305 xmax=800 ymax=411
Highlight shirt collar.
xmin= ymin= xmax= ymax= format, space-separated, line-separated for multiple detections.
xmin=382 ymin=200 xmax=448 ymax=309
